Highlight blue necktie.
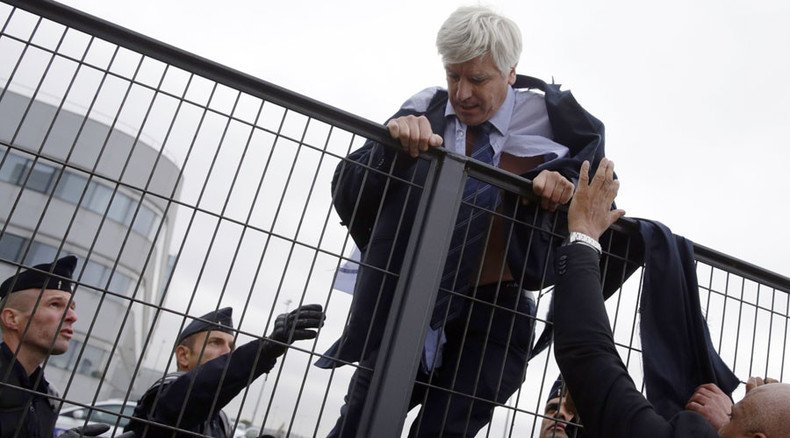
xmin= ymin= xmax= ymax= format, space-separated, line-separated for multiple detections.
xmin=431 ymin=123 xmax=498 ymax=328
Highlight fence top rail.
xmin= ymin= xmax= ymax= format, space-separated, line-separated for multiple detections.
xmin=5 ymin=0 xmax=790 ymax=295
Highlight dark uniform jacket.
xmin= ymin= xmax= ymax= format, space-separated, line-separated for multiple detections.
xmin=126 ymin=338 xmax=277 ymax=437
xmin=0 ymin=342 xmax=59 ymax=438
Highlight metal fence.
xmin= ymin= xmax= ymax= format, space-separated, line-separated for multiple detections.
xmin=0 ymin=1 xmax=788 ymax=437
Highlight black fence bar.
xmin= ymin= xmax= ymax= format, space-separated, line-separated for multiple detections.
xmin=359 ymin=153 xmax=467 ymax=437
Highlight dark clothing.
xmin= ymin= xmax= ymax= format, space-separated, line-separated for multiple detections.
xmin=126 ymin=339 xmax=278 ymax=437
xmin=0 ymin=342 xmax=59 ymax=438
xmin=317 ymin=75 xmax=616 ymax=369
xmin=637 ymin=220 xmax=739 ymax=419
xmin=553 ymin=244 xmax=718 ymax=437
xmin=327 ymin=283 xmax=536 ymax=437
xmin=318 ymin=75 xmax=631 ymax=436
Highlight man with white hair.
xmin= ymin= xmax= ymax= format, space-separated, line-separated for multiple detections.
xmin=318 ymin=5 xmax=611 ymax=437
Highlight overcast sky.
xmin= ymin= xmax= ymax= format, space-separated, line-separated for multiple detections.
xmin=42 ymin=0 xmax=790 ymax=435
xmin=56 ymin=0 xmax=790 ymax=280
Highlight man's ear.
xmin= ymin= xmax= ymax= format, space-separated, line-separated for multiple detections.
xmin=0 ymin=307 xmax=20 ymax=331
xmin=507 ymin=67 xmax=516 ymax=85
xmin=175 ymin=344 xmax=191 ymax=370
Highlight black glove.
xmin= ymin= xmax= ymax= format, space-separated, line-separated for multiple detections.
xmin=58 ymin=424 xmax=136 ymax=438
xmin=58 ymin=424 xmax=110 ymax=437
xmin=266 ymin=303 xmax=325 ymax=357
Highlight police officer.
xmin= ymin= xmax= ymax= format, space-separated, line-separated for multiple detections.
xmin=540 ymin=376 xmax=584 ymax=438
xmin=0 ymin=256 xmax=77 ymax=437
xmin=127 ymin=304 xmax=324 ymax=437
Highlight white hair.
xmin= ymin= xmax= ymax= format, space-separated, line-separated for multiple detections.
xmin=436 ymin=5 xmax=522 ymax=76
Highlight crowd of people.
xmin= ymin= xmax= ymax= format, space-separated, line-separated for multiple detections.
xmin=0 ymin=5 xmax=787 ymax=438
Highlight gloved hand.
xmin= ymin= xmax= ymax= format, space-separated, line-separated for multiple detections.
xmin=58 ymin=423 xmax=136 ymax=437
xmin=266 ymin=303 xmax=325 ymax=357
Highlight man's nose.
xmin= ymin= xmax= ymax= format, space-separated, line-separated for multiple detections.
xmin=65 ymin=307 xmax=77 ymax=323
xmin=455 ymin=79 xmax=472 ymax=101
xmin=558 ymin=402 xmax=575 ymax=421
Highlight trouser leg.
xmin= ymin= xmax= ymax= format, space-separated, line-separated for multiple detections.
xmin=326 ymin=352 xmax=377 ymax=438
xmin=409 ymin=284 xmax=536 ymax=437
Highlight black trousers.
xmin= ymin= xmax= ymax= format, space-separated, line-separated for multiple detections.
xmin=327 ymin=282 xmax=536 ymax=438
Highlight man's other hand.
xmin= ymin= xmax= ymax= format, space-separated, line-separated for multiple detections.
xmin=532 ymin=170 xmax=574 ymax=212
xmin=685 ymin=383 xmax=733 ymax=431
xmin=387 ymin=115 xmax=443 ymax=158
xmin=567 ymin=159 xmax=625 ymax=240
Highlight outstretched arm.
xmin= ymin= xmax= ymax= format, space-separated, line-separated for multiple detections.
xmin=554 ymin=160 xmax=718 ymax=437
xmin=151 ymin=304 xmax=325 ymax=428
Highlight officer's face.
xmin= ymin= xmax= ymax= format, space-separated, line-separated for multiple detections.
xmin=445 ymin=55 xmax=515 ymax=127
xmin=540 ymin=393 xmax=579 ymax=438
xmin=11 ymin=289 xmax=77 ymax=356
xmin=183 ymin=330 xmax=236 ymax=370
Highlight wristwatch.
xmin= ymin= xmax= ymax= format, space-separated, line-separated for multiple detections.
xmin=567 ymin=231 xmax=602 ymax=255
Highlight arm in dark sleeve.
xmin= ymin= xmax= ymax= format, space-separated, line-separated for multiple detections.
xmin=553 ymin=244 xmax=687 ymax=437
xmin=150 ymin=338 xmax=276 ymax=428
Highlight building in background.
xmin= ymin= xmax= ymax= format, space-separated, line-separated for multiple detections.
xmin=0 ymin=88 xmax=180 ymax=403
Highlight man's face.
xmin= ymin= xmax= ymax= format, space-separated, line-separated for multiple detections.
xmin=540 ymin=394 xmax=578 ymax=438
xmin=180 ymin=330 xmax=235 ymax=371
xmin=445 ymin=55 xmax=515 ymax=127
xmin=13 ymin=289 xmax=77 ymax=356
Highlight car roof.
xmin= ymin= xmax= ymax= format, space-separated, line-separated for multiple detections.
xmin=59 ymin=399 xmax=137 ymax=414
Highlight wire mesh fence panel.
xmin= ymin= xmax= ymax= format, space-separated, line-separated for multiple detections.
xmin=0 ymin=2 xmax=788 ymax=438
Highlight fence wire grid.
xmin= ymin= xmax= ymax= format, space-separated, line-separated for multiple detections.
xmin=0 ymin=1 xmax=788 ymax=438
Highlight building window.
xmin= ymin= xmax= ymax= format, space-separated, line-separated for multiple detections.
xmin=0 ymin=153 xmax=29 ymax=185
xmin=23 ymin=241 xmax=59 ymax=266
xmin=1 ymin=150 xmax=162 ymax=237
xmin=0 ymin=232 xmax=137 ymax=297
xmin=54 ymin=172 xmax=88 ymax=204
xmin=107 ymin=193 xmax=133 ymax=225
xmin=84 ymin=182 xmax=112 ymax=214
xmin=48 ymin=339 xmax=106 ymax=378
xmin=132 ymin=205 xmax=158 ymax=238
xmin=0 ymin=233 xmax=26 ymax=262
xmin=25 ymin=161 xmax=57 ymax=194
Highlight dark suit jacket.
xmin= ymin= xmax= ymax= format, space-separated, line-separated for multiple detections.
xmin=637 ymin=220 xmax=739 ymax=419
xmin=553 ymin=244 xmax=719 ymax=437
xmin=316 ymin=76 xmax=627 ymax=368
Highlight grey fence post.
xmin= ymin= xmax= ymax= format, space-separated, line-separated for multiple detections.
xmin=357 ymin=152 xmax=467 ymax=438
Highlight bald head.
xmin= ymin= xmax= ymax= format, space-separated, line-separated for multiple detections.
xmin=719 ymin=383 xmax=790 ymax=437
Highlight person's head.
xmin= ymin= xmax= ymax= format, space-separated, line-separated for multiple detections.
xmin=718 ymin=383 xmax=790 ymax=437
xmin=174 ymin=307 xmax=235 ymax=371
xmin=0 ymin=256 xmax=79 ymax=372
xmin=436 ymin=6 xmax=521 ymax=126
xmin=540 ymin=378 xmax=581 ymax=438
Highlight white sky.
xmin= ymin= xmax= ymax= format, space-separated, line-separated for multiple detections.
xmin=57 ymin=0 xmax=790 ymax=279
xmin=43 ymin=0 xmax=790 ymax=435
